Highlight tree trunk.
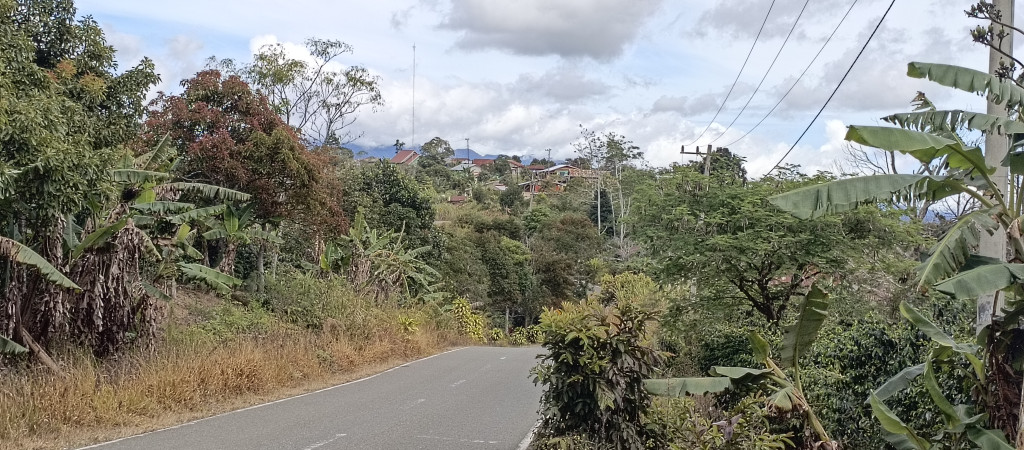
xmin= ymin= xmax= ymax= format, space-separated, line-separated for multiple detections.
xmin=218 ymin=242 xmax=238 ymax=276
xmin=256 ymin=240 xmax=266 ymax=293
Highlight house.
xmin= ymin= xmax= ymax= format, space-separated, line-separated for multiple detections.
xmin=448 ymin=195 xmax=469 ymax=205
xmin=390 ymin=150 xmax=421 ymax=165
xmin=519 ymin=179 xmax=565 ymax=194
xmin=507 ymin=160 xmax=526 ymax=177
xmin=526 ymin=164 xmax=547 ymax=172
xmin=539 ymin=164 xmax=581 ymax=178
xmin=450 ymin=162 xmax=482 ymax=176
xmin=448 ymin=157 xmax=470 ymax=165
xmin=472 ymin=158 xmax=495 ymax=167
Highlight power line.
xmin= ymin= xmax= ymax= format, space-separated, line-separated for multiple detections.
xmin=708 ymin=0 xmax=812 ymax=145
xmin=684 ymin=0 xmax=778 ymax=147
xmin=766 ymin=0 xmax=897 ymax=176
xmin=725 ymin=0 xmax=860 ymax=148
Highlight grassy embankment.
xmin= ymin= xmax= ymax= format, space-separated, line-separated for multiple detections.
xmin=0 ymin=274 xmax=465 ymax=450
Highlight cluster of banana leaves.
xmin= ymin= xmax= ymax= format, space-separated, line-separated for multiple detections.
xmin=1 ymin=135 xmax=263 ymax=354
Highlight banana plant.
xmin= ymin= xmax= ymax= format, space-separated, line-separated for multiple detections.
xmin=332 ymin=211 xmax=441 ymax=302
xmin=867 ymin=302 xmax=1012 ymax=450
xmin=768 ymin=61 xmax=1024 ymax=446
xmin=644 ymin=285 xmax=836 ymax=447
xmin=202 ymin=202 xmax=282 ymax=276
xmin=69 ymin=134 xmax=250 ymax=297
xmin=769 ymin=62 xmax=1024 ymax=295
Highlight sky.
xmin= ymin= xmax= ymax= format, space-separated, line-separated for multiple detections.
xmin=76 ymin=0 xmax=1008 ymax=177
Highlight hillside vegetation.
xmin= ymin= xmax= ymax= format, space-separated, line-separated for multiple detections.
xmin=5 ymin=1 xmax=1024 ymax=450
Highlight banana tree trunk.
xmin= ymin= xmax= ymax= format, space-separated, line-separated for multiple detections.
xmin=217 ymin=242 xmax=238 ymax=277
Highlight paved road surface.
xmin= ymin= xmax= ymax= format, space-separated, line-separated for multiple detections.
xmin=82 ymin=346 xmax=544 ymax=450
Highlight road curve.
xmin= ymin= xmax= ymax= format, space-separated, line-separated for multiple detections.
xmin=81 ymin=346 xmax=544 ymax=450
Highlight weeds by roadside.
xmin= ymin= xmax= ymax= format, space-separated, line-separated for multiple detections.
xmin=0 ymin=274 xmax=465 ymax=450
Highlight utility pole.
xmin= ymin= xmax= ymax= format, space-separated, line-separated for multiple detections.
xmin=412 ymin=44 xmax=416 ymax=149
xmin=978 ymin=0 xmax=1013 ymax=334
xmin=679 ymin=145 xmax=713 ymax=175
xmin=464 ymin=138 xmax=470 ymax=161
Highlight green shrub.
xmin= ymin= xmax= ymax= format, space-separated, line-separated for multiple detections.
xmin=643 ymin=396 xmax=795 ymax=449
xmin=595 ymin=272 xmax=656 ymax=306
xmin=488 ymin=327 xmax=506 ymax=342
xmin=527 ymin=325 xmax=543 ymax=344
xmin=451 ymin=297 xmax=485 ymax=341
xmin=262 ymin=270 xmax=354 ymax=329
xmin=509 ymin=327 xmax=530 ymax=346
xmin=194 ymin=303 xmax=275 ymax=340
xmin=692 ymin=324 xmax=760 ymax=376
xmin=803 ymin=309 xmax=972 ymax=448
xmin=532 ymin=299 xmax=664 ymax=449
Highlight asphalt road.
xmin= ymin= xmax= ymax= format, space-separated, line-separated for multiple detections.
xmin=82 ymin=346 xmax=544 ymax=450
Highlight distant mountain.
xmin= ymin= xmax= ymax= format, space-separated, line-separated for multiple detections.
xmin=344 ymin=143 xmax=545 ymax=164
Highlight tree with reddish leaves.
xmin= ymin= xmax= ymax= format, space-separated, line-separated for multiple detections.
xmin=139 ymin=70 xmax=323 ymax=222
xmin=138 ymin=70 xmax=348 ymax=275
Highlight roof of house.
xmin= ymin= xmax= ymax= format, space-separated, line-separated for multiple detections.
xmin=540 ymin=164 xmax=578 ymax=173
xmin=492 ymin=184 xmax=507 ymax=191
xmin=526 ymin=164 xmax=547 ymax=171
xmin=472 ymin=158 xmax=495 ymax=166
xmin=508 ymin=160 xmax=525 ymax=168
xmin=450 ymin=162 xmax=479 ymax=171
xmin=449 ymin=195 xmax=469 ymax=203
xmin=390 ymin=150 xmax=420 ymax=165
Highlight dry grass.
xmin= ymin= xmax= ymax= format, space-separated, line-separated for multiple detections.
xmin=0 ymin=289 xmax=465 ymax=450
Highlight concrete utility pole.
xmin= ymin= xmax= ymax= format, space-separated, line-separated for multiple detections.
xmin=464 ymin=138 xmax=470 ymax=160
xmin=412 ymin=44 xmax=416 ymax=148
xmin=679 ymin=145 xmax=713 ymax=176
xmin=978 ymin=0 xmax=1014 ymax=333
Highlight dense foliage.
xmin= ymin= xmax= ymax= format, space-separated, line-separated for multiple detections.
xmin=6 ymin=2 xmax=1024 ymax=449
xmin=532 ymin=299 xmax=664 ymax=449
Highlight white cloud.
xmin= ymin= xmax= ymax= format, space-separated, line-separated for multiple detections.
xmin=440 ymin=0 xmax=664 ymax=60
xmin=84 ymin=0 xmax=1006 ymax=179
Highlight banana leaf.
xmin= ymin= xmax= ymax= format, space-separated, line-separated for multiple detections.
xmin=769 ymin=174 xmax=963 ymax=219
xmin=0 ymin=335 xmax=28 ymax=355
xmin=846 ymin=125 xmax=990 ymax=173
xmin=780 ymin=285 xmax=829 ymax=368
xmin=884 ymin=109 xmax=1024 ymax=135
xmin=908 ymin=62 xmax=1024 ymax=110
xmin=932 ymin=262 xmax=1024 ymax=300
xmin=916 ymin=209 xmax=998 ymax=288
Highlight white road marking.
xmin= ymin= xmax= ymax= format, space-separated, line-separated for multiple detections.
xmin=500 ymin=357 xmax=507 ymax=360
xmin=418 ymin=435 xmax=501 ymax=445
xmin=401 ymin=398 xmax=426 ymax=409
xmin=451 ymin=379 xmax=466 ymax=387
xmin=302 ymin=434 xmax=347 ymax=450
xmin=516 ymin=420 xmax=542 ymax=450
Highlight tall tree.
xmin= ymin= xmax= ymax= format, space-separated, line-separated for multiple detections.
xmin=1 ymin=0 xmax=159 ymax=356
xmin=139 ymin=70 xmax=326 ymax=224
xmin=632 ymin=165 xmax=910 ymax=323
xmin=212 ymin=38 xmax=383 ymax=145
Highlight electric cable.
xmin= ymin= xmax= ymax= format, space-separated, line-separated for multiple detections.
xmin=684 ymin=0 xmax=778 ymax=146
xmin=708 ymin=0 xmax=812 ymax=145
xmin=725 ymin=0 xmax=860 ymax=148
xmin=765 ymin=0 xmax=897 ymax=176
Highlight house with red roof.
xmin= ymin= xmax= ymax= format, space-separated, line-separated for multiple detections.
xmin=390 ymin=150 xmax=421 ymax=165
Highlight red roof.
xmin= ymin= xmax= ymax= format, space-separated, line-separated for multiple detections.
xmin=472 ymin=158 xmax=495 ymax=166
xmin=391 ymin=150 xmax=420 ymax=165
xmin=527 ymin=164 xmax=547 ymax=171
xmin=449 ymin=195 xmax=469 ymax=203
xmin=508 ymin=160 xmax=525 ymax=168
